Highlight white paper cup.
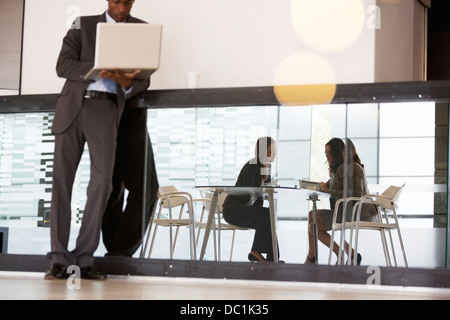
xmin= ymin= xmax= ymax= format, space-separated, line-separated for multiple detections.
xmin=185 ymin=71 xmax=200 ymax=89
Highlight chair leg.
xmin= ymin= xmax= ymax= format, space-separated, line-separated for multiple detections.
xmin=383 ymin=211 xmax=398 ymax=267
xmin=195 ymin=205 xmax=207 ymax=252
xmin=195 ymin=206 xmax=206 ymax=251
xmin=344 ymin=203 xmax=355 ymax=265
xmin=229 ymin=230 xmax=236 ymax=262
xmin=190 ymin=225 xmax=197 ymax=260
xmin=169 ymin=224 xmax=174 ymax=259
xmin=217 ymin=226 xmax=222 ymax=262
xmin=340 ymin=228 xmax=349 ymax=265
xmin=188 ymin=201 xmax=197 ymax=261
xmin=328 ymin=226 xmax=336 ymax=265
xmin=352 ymin=227 xmax=359 ymax=266
xmin=338 ymin=229 xmax=348 ymax=265
xmin=173 ymin=225 xmax=181 ymax=256
xmin=141 ymin=222 xmax=152 ymax=258
xmin=379 ymin=229 xmax=391 ymax=267
xmin=393 ymin=210 xmax=408 ymax=267
xmin=148 ymin=224 xmax=159 ymax=258
xmin=347 ymin=203 xmax=361 ymax=266
xmin=348 ymin=223 xmax=356 ymax=265
xmin=172 ymin=205 xmax=185 ymax=257
xmin=195 ymin=227 xmax=201 ymax=249
xmin=387 ymin=229 xmax=398 ymax=267
xmin=397 ymin=228 xmax=409 ymax=268
xmin=210 ymin=224 xmax=217 ymax=261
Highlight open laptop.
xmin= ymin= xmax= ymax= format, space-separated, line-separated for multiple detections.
xmin=299 ymin=179 xmax=322 ymax=191
xmin=84 ymin=23 xmax=162 ymax=81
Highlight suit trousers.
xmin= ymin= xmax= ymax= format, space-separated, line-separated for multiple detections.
xmin=223 ymin=204 xmax=279 ymax=259
xmin=102 ymin=107 xmax=159 ymax=256
xmin=48 ymin=98 xmax=119 ymax=268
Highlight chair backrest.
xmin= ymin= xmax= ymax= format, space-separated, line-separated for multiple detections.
xmin=158 ymin=185 xmax=189 ymax=208
xmin=159 ymin=185 xmax=178 ymax=195
xmin=376 ymin=183 xmax=406 ymax=210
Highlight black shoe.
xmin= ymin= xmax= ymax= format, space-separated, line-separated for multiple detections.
xmin=248 ymin=252 xmax=267 ymax=262
xmin=348 ymin=253 xmax=362 ymax=266
xmin=80 ymin=266 xmax=107 ymax=280
xmin=44 ymin=263 xmax=68 ymax=280
xmin=355 ymin=253 xmax=362 ymax=266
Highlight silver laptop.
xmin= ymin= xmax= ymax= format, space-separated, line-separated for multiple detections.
xmin=84 ymin=23 xmax=162 ymax=81
xmin=299 ymin=179 xmax=322 ymax=191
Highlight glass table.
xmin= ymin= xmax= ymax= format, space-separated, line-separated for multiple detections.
xmin=195 ymin=186 xmax=330 ymax=263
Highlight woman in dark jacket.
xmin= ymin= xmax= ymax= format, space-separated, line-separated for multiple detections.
xmin=222 ymin=137 xmax=279 ymax=262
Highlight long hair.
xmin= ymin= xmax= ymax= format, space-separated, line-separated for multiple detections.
xmin=326 ymin=137 xmax=345 ymax=175
xmin=345 ymin=138 xmax=364 ymax=168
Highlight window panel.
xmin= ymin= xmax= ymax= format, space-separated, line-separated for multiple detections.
xmin=349 ymin=138 xmax=378 ymax=178
xmin=347 ymin=104 xmax=379 ymax=138
xmin=380 ymin=102 xmax=435 ymax=137
xmin=0 ymin=101 xmax=439 ymax=228
xmin=379 ymin=137 xmax=434 ymax=176
xmin=277 ymin=141 xmax=310 ymax=180
xmin=279 ymin=106 xmax=312 ymax=140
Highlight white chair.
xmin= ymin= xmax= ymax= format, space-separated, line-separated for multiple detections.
xmin=329 ymin=184 xmax=408 ymax=267
xmin=196 ymin=191 xmax=249 ymax=262
xmin=142 ymin=186 xmax=197 ymax=260
xmin=328 ymin=196 xmax=361 ymax=265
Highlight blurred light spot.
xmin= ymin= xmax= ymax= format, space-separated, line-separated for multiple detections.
xmin=290 ymin=0 xmax=365 ymax=53
xmin=274 ymin=52 xmax=336 ymax=106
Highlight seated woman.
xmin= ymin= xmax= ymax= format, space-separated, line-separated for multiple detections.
xmin=306 ymin=138 xmax=377 ymax=265
xmin=222 ymin=136 xmax=279 ymax=262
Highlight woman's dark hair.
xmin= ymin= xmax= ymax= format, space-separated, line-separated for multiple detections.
xmin=326 ymin=137 xmax=345 ymax=175
xmin=345 ymin=138 xmax=364 ymax=168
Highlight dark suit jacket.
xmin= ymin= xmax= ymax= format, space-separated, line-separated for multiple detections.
xmin=53 ymin=12 xmax=150 ymax=134
xmin=222 ymin=157 xmax=271 ymax=209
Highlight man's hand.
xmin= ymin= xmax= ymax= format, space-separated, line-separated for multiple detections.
xmin=98 ymin=68 xmax=141 ymax=89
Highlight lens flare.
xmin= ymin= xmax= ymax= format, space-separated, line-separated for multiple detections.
xmin=290 ymin=0 xmax=365 ymax=53
xmin=273 ymin=52 xmax=336 ymax=106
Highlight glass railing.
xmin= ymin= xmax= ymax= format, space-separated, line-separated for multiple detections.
xmin=0 ymin=82 xmax=449 ymax=268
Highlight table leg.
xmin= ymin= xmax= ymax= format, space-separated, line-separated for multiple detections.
xmin=139 ymin=130 xmax=149 ymax=258
xmin=199 ymin=190 xmax=219 ymax=260
xmin=309 ymin=194 xmax=319 ymax=263
xmin=267 ymin=191 xmax=279 ymax=263
xmin=187 ymin=198 xmax=197 ymax=260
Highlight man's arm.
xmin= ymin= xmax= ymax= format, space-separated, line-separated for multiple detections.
xmin=56 ymin=20 xmax=93 ymax=82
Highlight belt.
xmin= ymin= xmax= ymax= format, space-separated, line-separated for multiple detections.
xmin=84 ymin=90 xmax=117 ymax=103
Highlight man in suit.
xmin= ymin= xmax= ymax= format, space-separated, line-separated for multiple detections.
xmin=46 ymin=0 xmax=151 ymax=279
